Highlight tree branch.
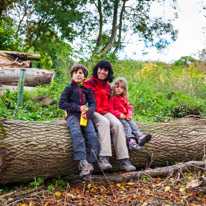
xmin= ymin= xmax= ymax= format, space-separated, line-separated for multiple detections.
xmin=98 ymin=0 xmax=119 ymax=56
xmin=113 ymin=0 xmax=127 ymax=55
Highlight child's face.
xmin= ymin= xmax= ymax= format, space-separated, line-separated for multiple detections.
xmin=72 ymin=69 xmax=85 ymax=83
xmin=114 ymin=83 xmax=124 ymax=96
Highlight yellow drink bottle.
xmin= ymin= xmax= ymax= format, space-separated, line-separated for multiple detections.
xmin=80 ymin=106 xmax=88 ymax=126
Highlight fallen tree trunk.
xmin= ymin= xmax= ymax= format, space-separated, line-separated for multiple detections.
xmin=0 ymin=116 xmax=206 ymax=185
xmin=81 ymin=161 xmax=206 ymax=182
xmin=0 ymin=67 xmax=55 ymax=86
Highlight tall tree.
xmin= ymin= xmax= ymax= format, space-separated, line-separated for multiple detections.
xmin=3 ymin=0 xmax=178 ymax=60
xmin=81 ymin=0 xmax=178 ymax=57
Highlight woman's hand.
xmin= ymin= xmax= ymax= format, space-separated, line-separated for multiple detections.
xmin=120 ymin=114 xmax=127 ymax=119
xmin=126 ymin=117 xmax=132 ymax=121
xmin=80 ymin=105 xmax=88 ymax=112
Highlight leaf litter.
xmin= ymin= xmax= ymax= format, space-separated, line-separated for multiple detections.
xmin=0 ymin=167 xmax=205 ymax=206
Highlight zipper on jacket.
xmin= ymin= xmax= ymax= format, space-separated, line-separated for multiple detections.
xmin=78 ymin=87 xmax=82 ymax=105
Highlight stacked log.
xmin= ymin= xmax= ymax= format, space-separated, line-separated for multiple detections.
xmin=0 ymin=67 xmax=55 ymax=87
xmin=0 ymin=51 xmax=55 ymax=91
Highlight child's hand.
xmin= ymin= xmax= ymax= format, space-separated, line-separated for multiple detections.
xmin=126 ymin=117 xmax=132 ymax=121
xmin=120 ymin=114 xmax=127 ymax=119
xmin=81 ymin=113 xmax=88 ymax=119
xmin=80 ymin=105 xmax=88 ymax=112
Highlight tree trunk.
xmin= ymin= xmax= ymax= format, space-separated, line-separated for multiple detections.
xmin=98 ymin=0 xmax=119 ymax=56
xmin=0 ymin=67 xmax=55 ymax=86
xmin=0 ymin=116 xmax=206 ymax=185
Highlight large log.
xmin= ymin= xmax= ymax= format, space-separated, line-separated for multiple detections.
xmin=0 ymin=117 xmax=206 ymax=185
xmin=0 ymin=67 xmax=55 ymax=86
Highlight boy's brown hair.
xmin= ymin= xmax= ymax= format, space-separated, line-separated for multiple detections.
xmin=70 ymin=64 xmax=88 ymax=79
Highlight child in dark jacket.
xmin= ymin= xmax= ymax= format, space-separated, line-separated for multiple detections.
xmin=109 ymin=77 xmax=152 ymax=151
xmin=59 ymin=64 xmax=99 ymax=180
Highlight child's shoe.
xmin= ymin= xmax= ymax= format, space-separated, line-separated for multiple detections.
xmin=79 ymin=160 xmax=93 ymax=179
xmin=136 ymin=134 xmax=152 ymax=146
xmin=127 ymin=138 xmax=144 ymax=150
xmin=82 ymin=174 xmax=92 ymax=181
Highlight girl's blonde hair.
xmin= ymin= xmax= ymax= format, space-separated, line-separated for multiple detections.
xmin=111 ymin=77 xmax=128 ymax=98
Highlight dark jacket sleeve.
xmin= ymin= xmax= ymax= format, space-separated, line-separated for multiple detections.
xmin=59 ymin=85 xmax=80 ymax=112
xmin=85 ymin=88 xmax=96 ymax=119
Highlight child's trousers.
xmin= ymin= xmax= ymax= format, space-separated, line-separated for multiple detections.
xmin=118 ymin=119 xmax=143 ymax=139
xmin=66 ymin=114 xmax=99 ymax=163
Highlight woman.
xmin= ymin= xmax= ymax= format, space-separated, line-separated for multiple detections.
xmin=85 ymin=60 xmax=136 ymax=172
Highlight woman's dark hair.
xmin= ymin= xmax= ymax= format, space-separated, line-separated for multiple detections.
xmin=92 ymin=60 xmax=114 ymax=83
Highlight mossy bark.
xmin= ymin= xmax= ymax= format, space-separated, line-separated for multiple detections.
xmin=0 ymin=117 xmax=206 ymax=185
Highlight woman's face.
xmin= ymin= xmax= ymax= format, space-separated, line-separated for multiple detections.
xmin=97 ymin=67 xmax=109 ymax=81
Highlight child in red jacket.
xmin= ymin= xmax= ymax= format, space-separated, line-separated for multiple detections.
xmin=109 ymin=77 xmax=152 ymax=150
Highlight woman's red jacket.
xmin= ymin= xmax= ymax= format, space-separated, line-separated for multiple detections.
xmin=84 ymin=77 xmax=110 ymax=114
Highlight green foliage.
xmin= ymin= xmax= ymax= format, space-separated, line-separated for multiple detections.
xmin=3 ymin=0 xmax=178 ymax=60
xmin=110 ymin=60 xmax=206 ymax=122
xmin=48 ymin=184 xmax=55 ymax=194
xmin=142 ymin=175 xmax=150 ymax=183
xmin=174 ymin=56 xmax=196 ymax=67
xmin=0 ymin=59 xmax=206 ymax=123
xmin=0 ymin=19 xmax=23 ymax=51
xmin=29 ymin=177 xmax=44 ymax=187
xmin=0 ymin=82 xmax=66 ymax=121
xmin=52 ymin=175 xmax=67 ymax=191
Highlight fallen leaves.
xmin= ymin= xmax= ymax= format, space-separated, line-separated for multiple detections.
xmin=0 ymin=169 xmax=205 ymax=206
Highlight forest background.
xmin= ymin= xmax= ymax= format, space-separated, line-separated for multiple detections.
xmin=0 ymin=1 xmax=206 ymax=205
xmin=0 ymin=0 xmax=206 ymax=123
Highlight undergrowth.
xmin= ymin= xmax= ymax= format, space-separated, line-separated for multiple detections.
xmin=0 ymin=60 xmax=206 ymax=122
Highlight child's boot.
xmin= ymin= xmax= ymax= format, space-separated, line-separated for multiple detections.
xmin=79 ymin=160 xmax=93 ymax=179
xmin=127 ymin=138 xmax=144 ymax=150
xmin=136 ymin=134 xmax=152 ymax=146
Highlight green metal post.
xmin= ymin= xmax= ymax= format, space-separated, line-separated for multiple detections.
xmin=17 ymin=69 xmax=26 ymax=108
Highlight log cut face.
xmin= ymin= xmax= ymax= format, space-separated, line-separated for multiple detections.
xmin=0 ymin=117 xmax=206 ymax=185
xmin=0 ymin=67 xmax=55 ymax=86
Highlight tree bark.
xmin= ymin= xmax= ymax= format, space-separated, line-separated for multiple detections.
xmin=0 ymin=67 xmax=55 ymax=86
xmin=0 ymin=116 xmax=206 ymax=185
